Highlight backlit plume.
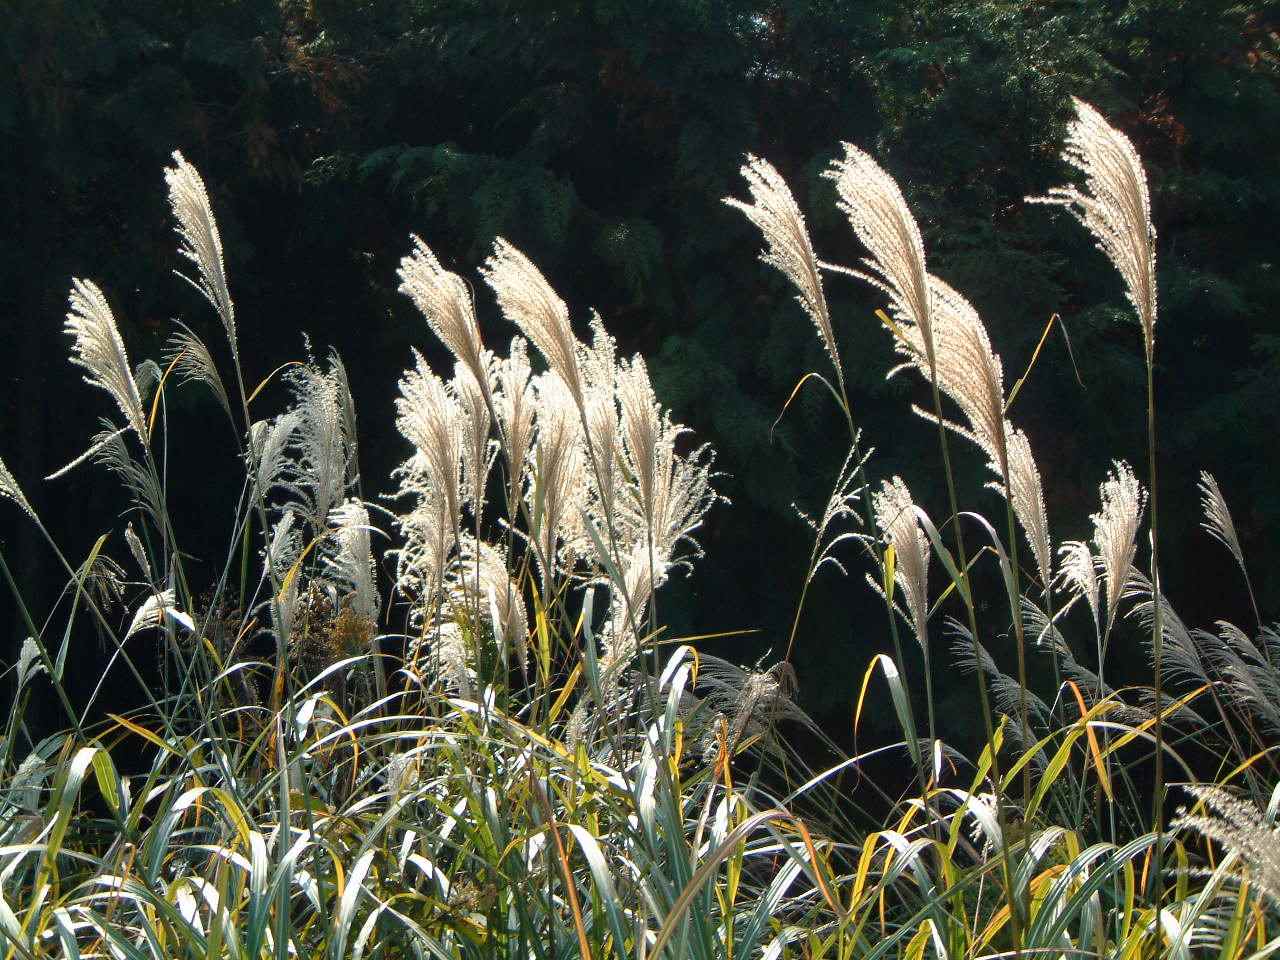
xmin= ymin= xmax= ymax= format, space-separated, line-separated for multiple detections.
xmin=724 ymin=155 xmax=840 ymax=378
xmin=1028 ymin=99 xmax=1157 ymax=360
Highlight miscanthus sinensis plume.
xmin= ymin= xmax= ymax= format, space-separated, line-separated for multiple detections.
xmin=452 ymin=362 xmax=494 ymax=518
xmin=580 ymin=314 xmax=624 ymax=523
xmin=1198 ymin=471 xmax=1246 ymax=576
xmin=326 ymin=499 xmax=380 ymax=621
xmin=482 ymin=238 xmax=585 ymax=409
xmin=64 ymin=279 xmax=147 ymax=442
xmin=164 ymin=323 xmax=232 ymax=423
xmin=1029 ymin=98 xmax=1157 ymax=362
xmin=0 ymin=455 xmax=33 ymax=520
xmin=165 ymin=152 xmax=237 ymax=362
xmin=490 ymin=338 xmax=536 ymax=508
xmin=824 ymin=143 xmax=933 ymax=365
xmin=1091 ymin=460 xmax=1145 ymax=632
xmin=398 ymin=235 xmax=488 ymax=388
xmin=873 ymin=477 xmax=930 ymax=644
xmin=281 ymin=356 xmax=356 ymax=531
xmin=615 ymin=355 xmax=717 ymax=568
xmin=1057 ymin=538 xmax=1102 ymax=639
xmin=455 ymin=535 xmax=528 ymax=668
xmin=1175 ymin=785 xmax=1280 ymax=907
xmin=526 ymin=371 xmax=587 ymax=588
xmin=393 ymin=474 xmax=453 ymax=622
xmin=824 ymin=145 xmax=1052 ymax=589
xmin=724 ymin=155 xmax=841 ymax=384
xmin=395 ymin=352 xmax=463 ymax=537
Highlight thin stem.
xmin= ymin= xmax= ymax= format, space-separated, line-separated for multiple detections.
xmin=1146 ymin=355 xmax=1165 ymax=903
xmin=928 ymin=376 xmax=1023 ymax=952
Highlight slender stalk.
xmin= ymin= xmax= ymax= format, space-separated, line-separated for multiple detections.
xmin=1146 ymin=357 xmax=1165 ymax=902
xmin=928 ymin=376 xmax=1023 ymax=951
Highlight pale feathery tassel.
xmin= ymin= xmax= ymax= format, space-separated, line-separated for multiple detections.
xmin=872 ymin=477 xmax=930 ymax=644
xmin=326 ymin=499 xmax=380 ymax=621
xmin=1174 ymin=785 xmax=1280 ymax=907
xmin=165 ymin=152 xmax=237 ymax=360
xmin=824 ymin=143 xmax=934 ymax=363
xmin=481 ymin=238 xmax=585 ymax=409
xmin=164 ymin=323 xmax=232 ymax=420
xmin=1001 ymin=427 xmax=1052 ymax=591
xmin=457 ymin=536 xmax=529 ymax=667
xmin=899 ymin=276 xmax=1008 ymax=475
xmin=581 ymin=314 xmax=623 ymax=522
xmin=642 ymin=427 xmax=717 ymax=569
xmin=126 ymin=588 xmax=194 ymax=638
xmin=394 ymin=476 xmax=454 ymax=620
xmin=616 ymin=356 xmax=661 ymax=530
xmin=526 ymin=372 xmax=586 ymax=585
xmin=698 ymin=657 xmax=809 ymax=751
xmin=268 ymin=508 xmax=302 ymax=572
xmin=724 ymin=156 xmax=841 ymax=377
xmin=329 ymin=352 xmax=361 ymax=489
xmin=395 ymin=351 xmax=463 ymax=533
xmin=1091 ymin=460 xmax=1146 ymax=628
xmin=452 ymin=362 xmax=494 ymax=518
xmin=823 ymin=144 xmax=1052 ymax=574
xmin=283 ymin=359 xmax=352 ymax=529
xmin=249 ymin=412 xmax=300 ymax=504
xmin=491 ymin=338 xmax=536 ymax=508
xmin=398 ymin=235 xmax=488 ymax=387
xmin=0 ymin=456 xmax=34 ymax=520
xmin=1198 ymin=471 xmax=1246 ymax=573
xmin=64 ymin=279 xmax=147 ymax=440
xmin=1027 ymin=98 xmax=1157 ymax=361
xmin=124 ymin=522 xmax=152 ymax=582
xmin=269 ymin=510 xmax=302 ymax=640
xmin=1057 ymin=539 xmax=1101 ymax=638
xmin=434 ymin=618 xmax=474 ymax=699
xmin=598 ymin=541 xmax=665 ymax=682
xmin=894 ymin=275 xmax=1053 ymax=586
xmin=615 ymin=355 xmax=718 ymax=565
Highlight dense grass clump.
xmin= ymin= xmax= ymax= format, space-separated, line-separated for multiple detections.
xmin=2 ymin=102 xmax=1278 ymax=958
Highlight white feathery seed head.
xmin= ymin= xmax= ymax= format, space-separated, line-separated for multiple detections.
xmin=452 ymin=361 xmax=494 ymax=516
xmin=527 ymin=372 xmax=586 ymax=585
xmin=0 ymin=456 xmax=34 ymax=520
xmin=1175 ymin=785 xmax=1280 ymax=907
xmin=491 ymin=337 xmax=536 ymax=506
xmin=64 ymin=279 xmax=148 ymax=440
xmin=393 ymin=476 xmax=455 ymax=619
xmin=164 ymin=324 xmax=232 ymax=419
xmin=396 ymin=351 xmax=463 ymax=533
xmin=873 ymin=476 xmax=930 ymax=644
xmin=725 ymin=155 xmax=840 ymax=376
xmin=398 ymin=235 xmax=487 ymax=385
xmin=165 ymin=151 xmax=237 ymax=359
xmin=481 ymin=238 xmax=584 ymax=408
xmin=326 ymin=499 xmax=380 ymax=621
xmin=126 ymin=589 xmax=194 ymax=638
xmin=1198 ymin=471 xmax=1246 ymax=572
xmin=457 ymin=536 xmax=529 ymax=666
xmin=249 ymin=411 xmax=300 ymax=504
xmin=282 ymin=358 xmax=353 ymax=529
xmin=824 ymin=143 xmax=933 ymax=363
xmin=899 ymin=276 xmax=1008 ymax=477
xmin=1028 ymin=98 xmax=1157 ymax=360
xmin=1058 ymin=539 xmax=1101 ymax=636
xmin=617 ymin=355 xmax=661 ymax=527
xmin=1000 ymin=426 xmax=1052 ymax=590
xmin=1091 ymin=460 xmax=1146 ymax=626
